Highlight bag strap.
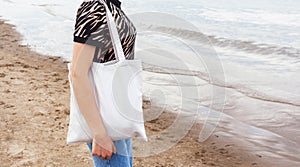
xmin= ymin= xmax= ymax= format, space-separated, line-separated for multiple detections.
xmin=99 ymin=0 xmax=126 ymax=62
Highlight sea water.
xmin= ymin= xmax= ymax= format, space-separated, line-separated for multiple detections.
xmin=0 ymin=0 xmax=299 ymax=165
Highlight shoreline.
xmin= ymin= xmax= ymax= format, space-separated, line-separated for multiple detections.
xmin=0 ymin=19 xmax=270 ymax=166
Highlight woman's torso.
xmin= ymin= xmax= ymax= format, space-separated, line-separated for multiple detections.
xmin=74 ymin=0 xmax=137 ymax=63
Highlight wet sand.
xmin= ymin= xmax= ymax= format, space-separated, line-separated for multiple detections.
xmin=0 ymin=19 xmax=270 ymax=166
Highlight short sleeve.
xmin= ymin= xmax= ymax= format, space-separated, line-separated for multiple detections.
xmin=73 ymin=1 xmax=109 ymax=47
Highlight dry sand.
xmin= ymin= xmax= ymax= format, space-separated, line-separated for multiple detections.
xmin=0 ymin=19 xmax=270 ymax=166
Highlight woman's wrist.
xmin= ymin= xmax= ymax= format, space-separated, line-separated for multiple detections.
xmin=93 ymin=129 xmax=108 ymax=139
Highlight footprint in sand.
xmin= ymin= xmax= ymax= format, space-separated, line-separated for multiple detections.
xmin=23 ymin=64 xmax=30 ymax=68
xmin=0 ymin=63 xmax=14 ymax=67
xmin=19 ymin=69 xmax=27 ymax=73
xmin=0 ymin=73 xmax=5 ymax=77
xmin=4 ymin=104 xmax=14 ymax=108
xmin=218 ymin=148 xmax=228 ymax=154
xmin=3 ymin=89 xmax=11 ymax=93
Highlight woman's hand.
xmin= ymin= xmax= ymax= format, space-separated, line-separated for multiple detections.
xmin=92 ymin=134 xmax=117 ymax=160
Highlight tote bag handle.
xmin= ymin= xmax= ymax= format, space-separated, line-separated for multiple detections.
xmin=99 ymin=0 xmax=126 ymax=62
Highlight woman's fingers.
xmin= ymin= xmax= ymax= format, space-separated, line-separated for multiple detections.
xmin=100 ymin=146 xmax=106 ymax=159
xmin=92 ymin=144 xmax=100 ymax=156
xmin=92 ymin=135 xmax=116 ymax=160
xmin=105 ymin=149 xmax=112 ymax=160
xmin=113 ymin=143 xmax=117 ymax=154
xmin=101 ymin=147 xmax=112 ymax=160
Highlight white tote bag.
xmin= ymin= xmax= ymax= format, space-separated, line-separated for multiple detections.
xmin=66 ymin=0 xmax=147 ymax=144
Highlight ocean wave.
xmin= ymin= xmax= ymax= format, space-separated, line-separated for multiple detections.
xmin=199 ymin=8 xmax=300 ymax=27
xmin=142 ymin=62 xmax=300 ymax=108
xmin=137 ymin=23 xmax=300 ymax=59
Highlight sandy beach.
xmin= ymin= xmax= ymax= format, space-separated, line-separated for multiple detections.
xmin=0 ymin=19 xmax=272 ymax=166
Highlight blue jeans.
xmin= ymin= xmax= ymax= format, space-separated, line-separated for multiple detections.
xmin=86 ymin=138 xmax=133 ymax=167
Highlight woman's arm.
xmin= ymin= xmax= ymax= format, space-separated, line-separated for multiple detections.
xmin=71 ymin=42 xmax=116 ymax=159
xmin=71 ymin=42 xmax=106 ymax=137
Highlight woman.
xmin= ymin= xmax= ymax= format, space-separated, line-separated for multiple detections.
xmin=70 ymin=0 xmax=137 ymax=166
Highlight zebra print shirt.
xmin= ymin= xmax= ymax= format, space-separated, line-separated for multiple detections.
xmin=73 ymin=0 xmax=137 ymax=63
